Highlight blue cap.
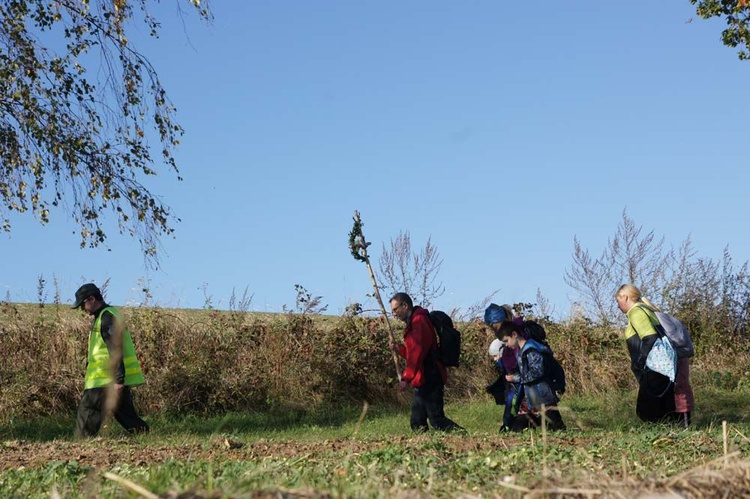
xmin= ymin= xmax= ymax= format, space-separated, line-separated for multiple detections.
xmin=484 ymin=303 xmax=508 ymax=325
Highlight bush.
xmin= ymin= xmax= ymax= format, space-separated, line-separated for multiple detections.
xmin=1 ymin=302 xmax=748 ymax=425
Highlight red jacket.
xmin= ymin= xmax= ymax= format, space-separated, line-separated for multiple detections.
xmin=397 ymin=307 xmax=447 ymax=387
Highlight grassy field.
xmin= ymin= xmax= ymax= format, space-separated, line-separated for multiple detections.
xmin=3 ymin=302 xmax=750 ymax=496
xmin=2 ymin=387 xmax=750 ymax=498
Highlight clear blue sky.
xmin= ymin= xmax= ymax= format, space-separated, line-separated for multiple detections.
xmin=2 ymin=1 xmax=748 ymax=317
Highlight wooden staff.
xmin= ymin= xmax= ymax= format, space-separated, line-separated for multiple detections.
xmin=349 ymin=210 xmax=402 ymax=380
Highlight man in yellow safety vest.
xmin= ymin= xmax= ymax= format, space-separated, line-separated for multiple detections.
xmin=72 ymin=283 xmax=149 ymax=437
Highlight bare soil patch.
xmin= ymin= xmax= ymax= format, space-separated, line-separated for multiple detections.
xmin=0 ymin=434 xmax=577 ymax=472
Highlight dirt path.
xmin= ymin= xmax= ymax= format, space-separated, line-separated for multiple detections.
xmin=0 ymin=434 xmax=581 ymax=471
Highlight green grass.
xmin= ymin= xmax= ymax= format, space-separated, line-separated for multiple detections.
xmin=3 ymin=387 xmax=750 ymax=497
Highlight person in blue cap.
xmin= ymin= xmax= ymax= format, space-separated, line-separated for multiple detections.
xmin=484 ymin=304 xmax=525 ymax=431
xmin=484 ymin=303 xmax=520 ymax=369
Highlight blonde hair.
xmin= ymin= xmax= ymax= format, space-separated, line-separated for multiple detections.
xmin=616 ymin=284 xmax=661 ymax=312
xmin=501 ymin=304 xmax=514 ymax=321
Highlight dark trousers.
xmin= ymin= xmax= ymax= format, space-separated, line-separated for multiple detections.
xmin=503 ymin=384 xmax=523 ymax=430
xmin=410 ymin=383 xmax=463 ymax=432
xmin=76 ymin=386 xmax=150 ymax=438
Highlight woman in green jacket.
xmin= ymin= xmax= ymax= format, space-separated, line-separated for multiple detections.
xmin=616 ymin=284 xmax=676 ymax=422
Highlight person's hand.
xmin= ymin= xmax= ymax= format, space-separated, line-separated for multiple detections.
xmin=114 ymin=383 xmax=124 ymax=391
xmin=505 ymin=374 xmax=514 ymax=382
xmin=398 ymin=379 xmax=409 ymax=392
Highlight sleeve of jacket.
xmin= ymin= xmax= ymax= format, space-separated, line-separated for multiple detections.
xmin=397 ymin=344 xmax=407 ymax=359
xmin=100 ymin=310 xmax=126 ymax=384
xmin=518 ymin=349 xmax=546 ymax=385
xmin=632 ymin=334 xmax=658 ymax=376
xmin=401 ymin=315 xmax=431 ymax=385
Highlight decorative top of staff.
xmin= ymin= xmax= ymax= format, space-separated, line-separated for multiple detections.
xmin=349 ymin=210 xmax=371 ymax=262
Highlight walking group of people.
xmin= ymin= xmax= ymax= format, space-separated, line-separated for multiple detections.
xmin=71 ymin=283 xmax=693 ymax=438
xmin=387 ymin=286 xmax=693 ymax=434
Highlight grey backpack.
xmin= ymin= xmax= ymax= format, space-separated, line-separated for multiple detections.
xmin=654 ymin=310 xmax=694 ymax=359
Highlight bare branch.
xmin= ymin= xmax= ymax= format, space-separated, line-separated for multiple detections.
xmin=378 ymin=230 xmax=445 ymax=309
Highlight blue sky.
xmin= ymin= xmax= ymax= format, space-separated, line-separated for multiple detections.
xmin=2 ymin=1 xmax=748 ymax=317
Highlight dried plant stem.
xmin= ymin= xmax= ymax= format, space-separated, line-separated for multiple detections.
xmin=542 ymin=404 xmax=548 ymax=478
xmin=527 ymin=487 xmax=603 ymax=496
xmin=495 ymin=480 xmax=530 ymax=493
xmin=350 ymin=211 xmax=402 ymax=380
xmin=353 ymin=400 xmax=369 ymax=438
xmin=103 ymin=472 xmax=159 ymax=499
xmin=723 ymin=420 xmax=728 ymax=460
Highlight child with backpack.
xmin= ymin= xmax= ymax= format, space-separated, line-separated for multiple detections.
xmin=485 ymin=339 xmax=524 ymax=432
xmin=499 ymin=321 xmax=566 ymax=431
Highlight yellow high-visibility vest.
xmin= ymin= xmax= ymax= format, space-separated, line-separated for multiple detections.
xmin=84 ymin=306 xmax=145 ymax=389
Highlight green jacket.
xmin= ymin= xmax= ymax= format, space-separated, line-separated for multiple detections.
xmin=624 ymin=303 xmax=660 ymax=379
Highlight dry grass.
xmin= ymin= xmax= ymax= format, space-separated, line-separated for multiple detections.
xmin=512 ymin=454 xmax=750 ymax=499
xmin=51 ymin=455 xmax=750 ymax=498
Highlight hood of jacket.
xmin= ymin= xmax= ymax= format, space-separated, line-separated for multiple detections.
xmin=521 ymin=338 xmax=551 ymax=356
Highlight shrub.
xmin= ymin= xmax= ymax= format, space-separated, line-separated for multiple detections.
xmin=1 ymin=302 xmax=748 ymax=425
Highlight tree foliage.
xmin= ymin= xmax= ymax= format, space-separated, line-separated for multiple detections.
xmin=0 ymin=0 xmax=211 ymax=262
xmin=691 ymin=0 xmax=750 ymax=60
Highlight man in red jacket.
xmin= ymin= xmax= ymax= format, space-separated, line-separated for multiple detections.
xmin=390 ymin=292 xmax=463 ymax=433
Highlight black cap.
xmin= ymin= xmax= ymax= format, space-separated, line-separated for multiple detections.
xmin=72 ymin=283 xmax=100 ymax=309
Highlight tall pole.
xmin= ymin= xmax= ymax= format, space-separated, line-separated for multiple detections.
xmin=349 ymin=210 xmax=402 ymax=380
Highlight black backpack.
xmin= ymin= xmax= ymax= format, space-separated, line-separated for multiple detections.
xmin=523 ymin=320 xmax=548 ymax=344
xmin=428 ymin=310 xmax=461 ymax=367
xmin=523 ymin=321 xmax=566 ymax=394
xmin=543 ymin=351 xmax=566 ymax=394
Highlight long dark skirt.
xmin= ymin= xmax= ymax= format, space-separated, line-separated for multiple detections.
xmin=636 ymin=370 xmax=676 ymax=422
